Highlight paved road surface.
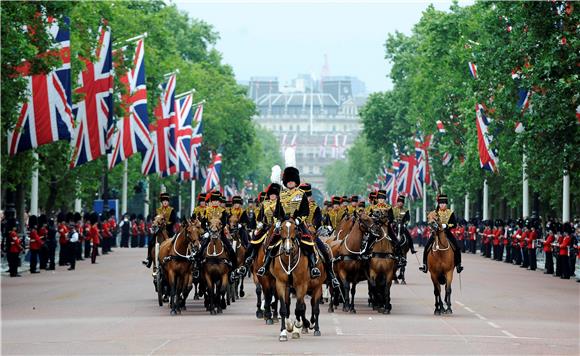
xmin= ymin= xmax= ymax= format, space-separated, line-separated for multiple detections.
xmin=2 ymin=248 xmax=579 ymax=355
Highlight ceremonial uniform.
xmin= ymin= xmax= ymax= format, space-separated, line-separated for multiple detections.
xmin=192 ymin=193 xmax=207 ymax=220
xmin=7 ymin=220 xmax=22 ymax=277
xmin=520 ymin=228 xmax=529 ymax=268
xmin=38 ymin=215 xmax=49 ymax=269
xmin=57 ymin=213 xmax=70 ymax=266
xmin=528 ymin=227 xmax=538 ymax=270
xmin=468 ymin=224 xmax=477 ymax=254
xmin=420 ymin=194 xmax=463 ymax=273
xmin=559 ymin=224 xmax=572 ymax=279
xmin=143 ymin=193 xmax=176 ymax=268
xmin=361 ymin=190 xmax=395 ymax=259
xmin=543 ymin=231 xmax=555 ymax=274
xmin=390 ymin=195 xmax=417 ymax=257
xmin=326 ymin=196 xmax=345 ymax=230
xmin=89 ymin=214 xmax=100 ymax=264
xmin=29 ymin=216 xmax=43 ymax=273
xmin=512 ymin=226 xmax=523 ymax=265
xmin=230 ymin=196 xmax=250 ymax=246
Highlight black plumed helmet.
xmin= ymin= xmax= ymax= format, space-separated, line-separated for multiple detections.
xmin=266 ymin=183 xmax=281 ymax=197
xmin=28 ymin=215 xmax=38 ymax=228
xmin=282 ymin=166 xmax=300 ymax=187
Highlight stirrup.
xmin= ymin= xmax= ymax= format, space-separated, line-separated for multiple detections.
xmin=257 ymin=266 xmax=266 ymax=276
xmin=237 ymin=266 xmax=247 ymax=275
xmin=419 ymin=265 xmax=428 ymax=273
xmin=310 ymin=267 xmax=321 ymax=278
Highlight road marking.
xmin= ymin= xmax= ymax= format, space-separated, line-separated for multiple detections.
xmin=148 ymin=339 xmax=170 ymax=356
xmin=455 ymin=301 xmax=465 ymax=306
xmin=464 ymin=307 xmax=475 ymax=313
xmin=335 ymin=327 xmax=344 ymax=335
xmin=331 ymin=315 xmax=343 ymax=335
xmin=474 ymin=313 xmax=487 ymax=320
xmin=487 ymin=321 xmax=500 ymax=329
xmin=501 ymin=330 xmax=517 ymax=339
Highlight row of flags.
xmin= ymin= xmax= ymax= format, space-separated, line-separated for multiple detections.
xmin=7 ymin=17 xmax=210 ymax=187
xmin=280 ymin=134 xmax=349 ymax=159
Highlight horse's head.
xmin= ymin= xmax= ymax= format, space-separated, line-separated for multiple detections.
xmin=358 ymin=212 xmax=382 ymax=237
xmin=228 ymin=214 xmax=240 ymax=236
xmin=428 ymin=211 xmax=441 ymax=231
xmin=370 ymin=209 xmax=390 ymax=226
xmin=185 ymin=218 xmax=203 ymax=253
xmin=151 ymin=214 xmax=166 ymax=235
xmin=279 ymin=218 xmax=298 ymax=255
xmin=207 ymin=218 xmax=222 ymax=239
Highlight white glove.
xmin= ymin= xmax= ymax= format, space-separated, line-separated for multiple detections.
xmin=295 ymin=218 xmax=301 ymax=225
xmin=238 ymin=224 xmax=242 ymax=229
xmin=203 ymin=232 xmax=209 ymax=239
xmin=442 ymin=224 xmax=447 ymax=229
xmin=257 ymin=222 xmax=264 ymax=229
xmin=275 ymin=221 xmax=281 ymax=229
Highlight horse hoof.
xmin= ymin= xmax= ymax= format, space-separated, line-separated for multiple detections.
xmin=400 ymin=280 xmax=406 ymax=285
xmin=292 ymin=331 xmax=300 ymax=339
xmin=240 ymin=291 xmax=245 ymax=298
xmin=279 ymin=330 xmax=288 ymax=342
xmin=434 ymin=309 xmax=441 ymax=316
xmin=445 ymin=308 xmax=453 ymax=315
xmin=394 ymin=279 xmax=399 ymax=284
xmin=350 ymin=309 xmax=357 ymax=314
xmin=377 ymin=307 xmax=384 ymax=314
xmin=170 ymin=310 xmax=177 ymax=316
xmin=266 ymin=319 xmax=274 ymax=325
xmin=302 ymin=327 xmax=309 ymax=334
xmin=314 ymin=330 xmax=321 ymax=336
xmin=256 ymin=310 xmax=264 ymax=319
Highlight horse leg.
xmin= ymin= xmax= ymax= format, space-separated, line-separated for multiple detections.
xmin=276 ymin=282 xmax=288 ymax=341
xmin=349 ymin=283 xmax=358 ymax=313
xmin=205 ymin=274 xmax=216 ymax=315
xmin=255 ymin=283 xmax=264 ymax=319
xmin=219 ymin=273 xmax=228 ymax=313
xmin=431 ymin=275 xmax=442 ymax=315
xmin=175 ymin=274 xmax=182 ymax=314
xmin=399 ymin=265 xmax=406 ymax=285
xmin=169 ymin=270 xmax=177 ymax=315
xmin=341 ymin=280 xmax=350 ymax=312
xmin=311 ymin=287 xmax=322 ymax=336
xmin=444 ymin=272 xmax=453 ymax=314
xmin=264 ymin=288 xmax=274 ymax=325
xmin=385 ymin=265 xmax=394 ymax=314
xmin=239 ymin=275 xmax=245 ymax=298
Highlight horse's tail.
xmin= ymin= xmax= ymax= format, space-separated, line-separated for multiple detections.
xmin=437 ymin=273 xmax=446 ymax=285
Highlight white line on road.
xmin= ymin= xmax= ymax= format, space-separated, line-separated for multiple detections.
xmin=148 ymin=339 xmax=170 ymax=356
xmin=455 ymin=301 xmax=465 ymax=306
xmin=487 ymin=321 xmax=501 ymax=329
xmin=464 ymin=307 xmax=475 ymax=313
xmin=474 ymin=313 xmax=487 ymax=320
xmin=501 ymin=330 xmax=518 ymax=339
xmin=335 ymin=327 xmax=344 ymax=335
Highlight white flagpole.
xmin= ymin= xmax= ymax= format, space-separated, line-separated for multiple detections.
xmin=144 ymin=177 xmax=150 ymax=218
xmin=191 ymin=179 xmax=196 ymax=214
xmin=74 ymin=179 xmax=82 ymax=213
xmin=122 ymin=160 xmax=128 ymax=215
xmin=483 ymin=179 xmax=489 ymax=221
xmin=464 ymin=194 xmax=470 ymax=221
xmin=415 ymin=204 xmax=420 ymax=224
xmin=30 ymin=152 xmax=39 ymax=216
xmin=562 ymin=169 xmax=570 ymax=222
xmin=422 ymin=181 xmax=427 ymax=222
xmin=522 ymin=151 xmax=529 ymax=218
xmin=178 ymin=184 xmax=182 ymax=219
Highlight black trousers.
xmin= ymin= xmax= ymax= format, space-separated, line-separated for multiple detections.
xmin=91 ymin=243 xmax=98 ymax=264
xmin=470 ymin=240 xmax=476 ymax=254
xmin=84 ymin=240 xmax=91 ymax=258
xmin=559 ymin=255 xmax=570 ymax=279
xmin=544 ymin=251 xmax=554 ymax=274
xmin=513 ymin=246 xmax=522 ymax=264
xmin=39 ymin=245 xmax=48 ymax=269
xmin=521 ymin=247 xmax=529 ymax=267
xmin=68 ymin=242 xmax=77 ymax=269
xmin=59 ymin=243 xmax=68 ymax=265
xmin=569 ymin=255 xmax=577 ymax=276
xmin=505 ymin=244 xmax=511 ymax=262
xmin=76 ymin=240 xmax=83 ymax=260
xmin=30 ymin=249 xmax=39 ymax=272
xmin=130 ymin=235 xmax=138 ymax=248
xmin=47 ymin=242 xmax=56 ymax=269
xmin=120 ymin=233 xmax=129 ymax=248
xmin=8 ymin=252 xmax=20 ymax=276
xmin=528 ymin=248 xmax=537 ymax=270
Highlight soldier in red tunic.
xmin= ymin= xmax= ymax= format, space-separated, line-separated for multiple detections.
xmin=543 ymin=222 xmax=556 ymax=274
xmin=89 ymin=213 xmax=100 ymax=264
xmin=528 ymin=225 xmax=538 ymax=270
xmin=57 ymin=213 xmax=70 ymax=266
xmin=559 ymin=223 xmax=572 ymax=279
xmin=468 ymin=221 xmax=477 ymax=254
xmin=7 ymin=219 xmax=23 ymax=277
xmin=28 ymin=215 xmax=43 ymax=273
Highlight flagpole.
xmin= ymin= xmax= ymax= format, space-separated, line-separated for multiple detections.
xmin=522 ymin=151 xmax=529 ymax=218
xmin=415 ymin=203 xmax=420 ymax=224
xmin=144 ymin=177 xmax=150 ymax=218
xmin=122 ymin=160 xmax=128 ymax=214
xmin=74 ymin=179 xmax=82 ymax=213
xmin=113 ymin=32 xmax=148 ymax=48
xmin=464 ymin=194 xmax=470 ymax=221
xmin=191 ymin=179 xmax=196 ymax=214
xmin=178 ymin=183 xmax=182 ymax=219
xmin=422 ymin=181 xmax=427 ymax=222
xmin=30 ymin=152 xmax=39 ymax=216
xmin=175 ymin=88 xmax=196 ymax=100
xmin=562 ymin=169 xmax=570 ymax=222
xmin=483 ymin=179 xmax=489 ymax=221
xmin=163 ymin=69 xmax=179 ymax=78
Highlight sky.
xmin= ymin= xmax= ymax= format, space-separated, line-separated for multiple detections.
xmin=175 ymin=1 xmax=472 ymax=94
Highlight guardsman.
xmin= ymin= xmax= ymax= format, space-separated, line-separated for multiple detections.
xmin=482 ymin=221 xmax=491 ymax=258
xmin=468 ymin=221 xmax=477 ymax=254
xmin=157 ymin=192 xmax=177 ymax=235
xmin=230 ymin=195 xmax=250 ymax=246
xmin=543 ymin=223 xmax=555 ymax=274
xmin=245 ymin=197 xmax=258 ymax=230
xmin=520 ymin=222 xmax=529 ymax=268
xmin=130 ymin=214 xmax=138 ymax=248
xmin=7 ymin=219 xmax=23 ymax=277
xmin=198 ymin=190 xmax=239 ymax=274
xmin=492 ymin=220 xmax=501 ymax=261
xmin=300 ymin=183 xmax=323 ymax=230
xmin=241 ymin=185 xmax=279 ymax=271
xmin=361 ymin=190 xmax=394 ymax=259
xmin=528 ymin=224 xmax=538 ymax=270
xmin=347 ymin=196 xmax=358 ymax=215
xmin=89 ymin=213 xmax=100 ymax=264
xmin=138 ymin=215 xmax=146 ymax=248
xmin=559 ymin=223 xmax=572 ymax=279
xmin=502 ymin=220 xmax=511 ymax=262
xmin=420 ymin=194 xmax=463 ymax=274
xmin=83 ymin=213 xmax=92 ymax=258
xmin=58 ymin=213 xmax=70 ymax=266
xmin=192 ymin=193 xmax=207 ymax=220
xmin=38 ymin=215 xmax=49 ymax=269
xmin=28 ymin=215 xmax=42 ymax=273
xmin=512 ymin=221 xmax=523 ymax=265
xmin=391 ymin=195 xmax=417 ymax=256
xmin=457 ymin=220 xmax=466 ymax=253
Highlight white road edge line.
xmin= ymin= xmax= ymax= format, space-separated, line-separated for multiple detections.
xmin=474 ymin=313 xmax=487 ymax=320
xmin=148 ymin=339 xmax=171 ymax=356
xmin=335 ymin=327 xmax=344 ymax=335
xmin=455 ymin=301 xmax=465 ymax=306
xmin=501 ymin=330 xmax=518 ymax=339
xmin=464 ymin=307 xmax=475 ymax=313
xmin=487 ymin=321 xmax=501 ymax=329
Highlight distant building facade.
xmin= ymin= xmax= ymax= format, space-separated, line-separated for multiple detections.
xmin=250 ymin=75 xmax=366 ymax=195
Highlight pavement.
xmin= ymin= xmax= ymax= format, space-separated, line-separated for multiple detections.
xmin=2 ymin=248 xmax=579 ymax=355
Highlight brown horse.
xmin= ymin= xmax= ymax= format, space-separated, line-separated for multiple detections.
xmin=393 ymin=220 xmax=411 ymax=285
xmin=202 ymin=218 xmax=231 ymax=315
xmin=157 ymin=219 xmax=201 ymax=315
xmin=330 ymin=213 xmax=377 ymax=313
xmin=426 ymin=211 xmax=455 ymax=315
xmin=271 ymin=219 xmax=326 ymax=341
xmin=325 ymin=214 xmax=355 ymax=244
xmin=250 ymin=223 xmax=279 ymax=325
xmin=226 ymin=214 xmax=247 ymax=303
xmin=149 ymin=214 xmax=171 ymax=277
xmin=367 ymin=220 xmax=397 ymax=314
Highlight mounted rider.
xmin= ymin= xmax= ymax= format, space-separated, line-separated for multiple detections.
xmin=347 ymin=195 xmax=359 ymax=215
xmin=419 ymin=193 xmax=464 ymax=274
xmin=326 ymin=196 xmax=344 ymax=231
xmin=192 ymin=193 xmax=207 ymax=220
xmin=361 ymin=190 xmax=394 ymax=260
xmin=229 ymin=195 xmax=250 ymax=246
xmin=142 ymin=192 xmax=176 ymax=268
xmin=301 ymin=183 xmax=323 ymax=230
xmin=257 ymin=167 xmax=340 ymax=288
xmin=391 ymin=195 xmax=418 ymax=258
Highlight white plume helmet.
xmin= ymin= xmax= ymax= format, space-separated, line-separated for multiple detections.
xmin=284 ymin=147 xmax=296 ymax=168
xmin=271 ymin=165 xmax=282 ymax=185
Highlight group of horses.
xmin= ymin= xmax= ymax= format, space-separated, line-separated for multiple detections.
xmin=146 ymin=209 xmax=458 ymax=340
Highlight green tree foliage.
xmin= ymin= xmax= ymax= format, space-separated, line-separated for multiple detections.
xmin=359 ymin=1 xmax=579 ymax=218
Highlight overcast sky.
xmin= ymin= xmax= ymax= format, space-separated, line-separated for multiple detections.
xmin=175 ymin=1 xmax=472 ymax=94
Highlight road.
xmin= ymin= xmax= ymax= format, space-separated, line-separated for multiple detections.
xmin=2 ymin=248 xmax=579 ymax=355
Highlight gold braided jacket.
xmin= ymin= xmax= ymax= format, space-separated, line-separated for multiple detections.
xmin=306 ymin=201 xmax=319 ymax=226
xmin=392 ymin=206 xmax=408 ymax=222
xmin=156 ymin=206 xmax=174 ymax=225
xmin=279 ymin=187 xmax=305 ymax=217
xmin=328 ymin=207 xmax=343 ymax=229
xmin=230 ymin=207 xmax=244 ymax=221
xmin=262 ymin=199 xmax=277 ymax=224
xmin=205 ymin=206 xmax=226 ymax=221
xmin=431 ymin=208 xmax=454 ymax=227
xmin=193 ymin=206 xmax=206 ymax=218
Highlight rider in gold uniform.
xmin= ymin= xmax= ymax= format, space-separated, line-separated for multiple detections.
xmin=143 ymin=192 xmax=177 ymax=268
xmin=326 ymin=196 xmax=345 ymax=231
xmin=419 ymin=194 xmax=463 ymax=274
xmin=361 ymin=190 xmax=395 ymax=260
xmin=192 ymin=193 xmax=207 ymax=220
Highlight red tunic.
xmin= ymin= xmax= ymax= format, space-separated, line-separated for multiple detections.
xmin=58 ymin=223 xmax=69 ymax=245
xmin=527 ymin=230 xmax=537 ymax=249
xmin=512 ymin=229 xmax=522 ymax=247
xmin=483 ymin=227 xmax=491 ymax=244
xmin=29 ymin=229 xmax=43 ymax=250
xmin=9 ymin=231 xmax=23 ymax=253
xmin=492 ymin=228 xmax=500 ymax=246
xmin=544 ymin=234 xmax=555 ymax=253
xmin=559 ymin=235 xmax=571 ymax=256
xmin=468 ymin=226 xmax=476 ymax=240
xmin=89 ymin=225 xmax=100 ymax=245
xmin=520 ymin=231 xmax=528 ymax=248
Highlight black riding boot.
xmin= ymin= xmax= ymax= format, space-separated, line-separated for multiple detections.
xmin=361 ymin=232 xmax=379 ymax=260
xmin=447 ymin=235 xmax=463 ymax=273
xmin=315 ymin=237 xmax=340 ymax=288
xmin=304 ymin=244 xmax=321 ymax=278
xmin=143 ymin=239 xmax=154 ymax=268
xmin=257 ymin=248 xmax=274 ymax=276
xmin=420 ymin=236 xmax=435 ymax=273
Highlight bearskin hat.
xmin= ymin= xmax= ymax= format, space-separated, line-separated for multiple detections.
xmin=282 ymin=166 xmax=300 ymax=187
xmin=266 ymin=183 xmax=281 ymax=197
xmin=38 ymin=214 xmax=48 ymax=226
xmin=28 ymin=215 xmax=38 ymax=229
xmin=73 ymin=212 xmax=82 ymax=222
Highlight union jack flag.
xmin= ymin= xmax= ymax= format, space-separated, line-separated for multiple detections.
xmin=397 ymin=154 xmax=422 ymax=200
xmin=468 ymin=62 xmax=478 ymax=79
xmin=384 ymin=168 xmax=397 ymax=205
xmin=203 ymin=152 xmax=222 ymax=193
xmin=8 ymin=17 xmax=73 ymax=156
xmin=70 ymin=24 xmax=114 ymax=168
xmin=174 ymin=93 xmax=193 ymax=173
xmin=141 ymin=74 xmax=176 ymax=176
xmin=414 ymin=133 xmax=432 ymax=185
xmin=180 ymin=103 xmax=204 ymax=181
xmin=476 ymin=103 xmax=499 ymax=173
xmin=108 ymin=38 xmax=150 ymax=170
